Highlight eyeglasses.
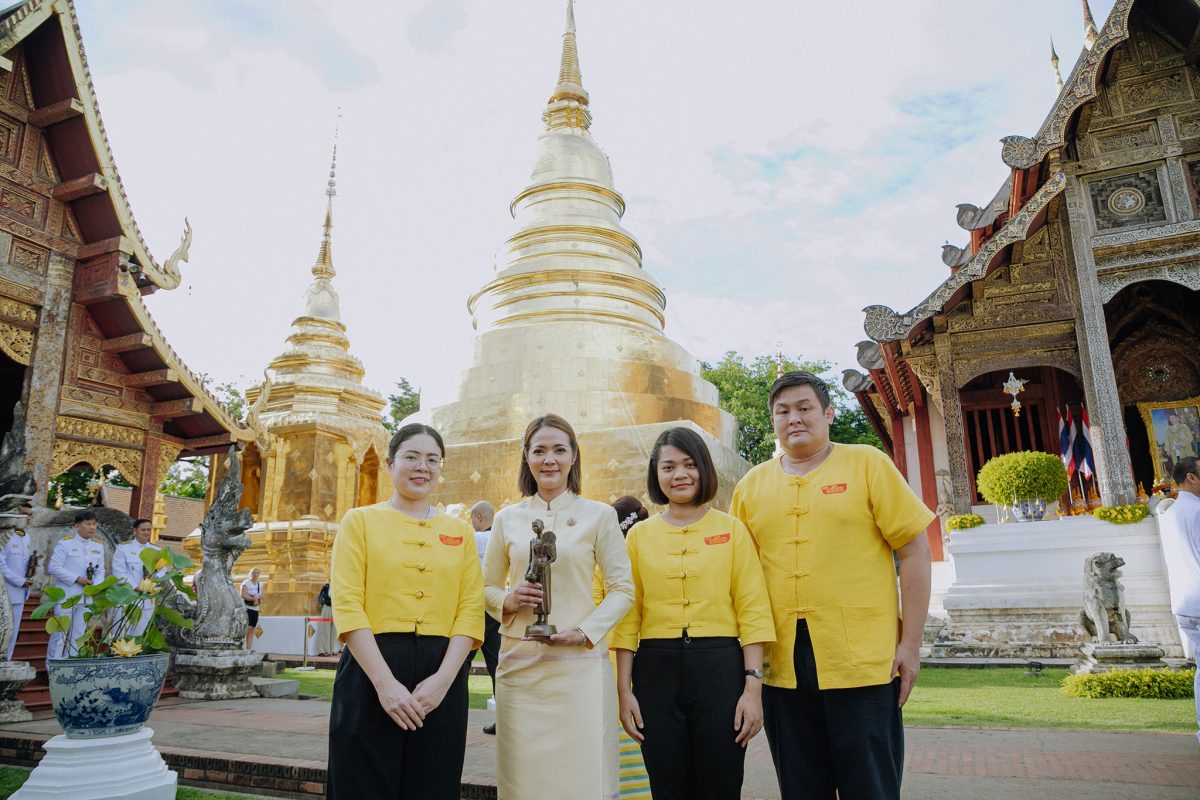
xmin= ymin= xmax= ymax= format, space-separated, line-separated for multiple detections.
xmin=394 ymin=452 xmax=443 ymax=469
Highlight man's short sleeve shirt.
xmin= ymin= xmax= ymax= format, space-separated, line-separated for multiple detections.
xmin=730 ymin=443 xmax=934 ymax=690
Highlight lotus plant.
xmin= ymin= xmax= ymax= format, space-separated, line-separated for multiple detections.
xmin=32 ymin=545 xmax=196 ymax=658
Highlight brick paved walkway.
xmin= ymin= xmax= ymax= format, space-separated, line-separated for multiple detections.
xmin=0 ymin=697 xmax=1195 ymax=799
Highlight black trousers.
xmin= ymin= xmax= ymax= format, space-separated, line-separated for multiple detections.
xmin=481 ymin=614 xmax=500 ymax=694
xmin=632 ymin=636 xmax=746 ymax=800
xmin=762 ymin=620 xmax=903 ymax=800
xmin=327 ymin=633 xmax=468 ymax=800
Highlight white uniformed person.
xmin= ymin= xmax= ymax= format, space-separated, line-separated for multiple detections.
xmin=46 ymin=510 xmax=106 ymax=659
xmin=0 ymin=528 xmax=31 ymax=659
xmin=111 ymin=518 xmax=154 ymax=637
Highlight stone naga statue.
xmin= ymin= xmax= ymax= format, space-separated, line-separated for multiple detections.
xmin=0 ymin=401 xmax=35 ymax=511
xmin=162 ymin=446 xmax=254 ymax=650
xmin=1079 ymin=552 xmax=1138 ymax=644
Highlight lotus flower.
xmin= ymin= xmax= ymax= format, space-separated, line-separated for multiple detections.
xmin=153 ymin=557 xmax=171 ymax=572
xmin=135 ymin=578 xmax=162 ymax=595
xmin=111 ymin=639 xmax=142 ymax=658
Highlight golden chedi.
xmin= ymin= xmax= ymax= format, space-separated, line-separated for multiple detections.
xmin=431 ymin=1 xmax=748 ymax=510
xmin=189 ymin=146 xmax=390 ymax=616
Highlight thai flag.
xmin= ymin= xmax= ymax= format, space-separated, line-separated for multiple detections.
xmin=1061 ymin=407 xmax=1077 ymax=480
xmin=1075 ymin=406 xmax=1096 ymax=480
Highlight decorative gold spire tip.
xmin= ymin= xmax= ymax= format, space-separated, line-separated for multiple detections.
xmin=313 ymin=110 xmax=341 ymax=281
xmin=545 ymin=0 xmax=591 ymax=130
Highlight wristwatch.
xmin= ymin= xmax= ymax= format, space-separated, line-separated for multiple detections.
xmin=745 ymin=668 xmax=765 ymax=679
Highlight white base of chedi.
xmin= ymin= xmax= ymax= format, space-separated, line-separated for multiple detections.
xmin=933 ymin=516 xmax=1181 ymax=658
xmin=12 ymin=727 xmax=176 ymax=799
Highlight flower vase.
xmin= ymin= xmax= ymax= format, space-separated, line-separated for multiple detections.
xmin=46 ymin=653 xmax=169 ymax=738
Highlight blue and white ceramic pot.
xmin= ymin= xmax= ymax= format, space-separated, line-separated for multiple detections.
xmin=1011 ymin=499 xmax=1046 ymax=523
xmin=46 ymin=653 xmax=169 ymax=738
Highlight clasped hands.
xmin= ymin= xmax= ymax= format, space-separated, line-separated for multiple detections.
xmin=376 ymin=671 xmax=454 ymax=731
xmin=502 ymin=581 xmax=586 ymax=646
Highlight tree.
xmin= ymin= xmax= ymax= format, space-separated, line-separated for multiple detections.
xmin=700 ymin=351 xmax=883 ymax=465
xmin=196 ymin=373 xmax=249 ymax=423
xmin=381 ymin=379 xmax=421 ymax=434
xmin=47 ymin=465 xmax=132 ymax=507
xmin=160 ymin=457 xmax=210 ymax=499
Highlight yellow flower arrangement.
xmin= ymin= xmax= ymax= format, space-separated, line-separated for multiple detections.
xmin=135 ymin=578 xmax=163 ymax=595
xmin=946 ymin=513 xmax=986 ymax=531
xmin=1092 ymin=504 xmax=1150 ymax=525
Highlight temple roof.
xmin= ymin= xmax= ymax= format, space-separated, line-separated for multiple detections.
xmin=0 ymin=0 xmax=250 ymax=454
xmin=861 ymin=0 xmax=1198 ymax=345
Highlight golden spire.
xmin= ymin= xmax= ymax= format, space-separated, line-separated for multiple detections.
xmin=1082 ymin=0 xmax=1099 ymax=50
xmin=1050 ymin=36 xmax=1063 ymax=93
xmin=544 ymin=0 xmax=592 ymax=131
xmin=312 ymin=113 xmax=339 ymax=282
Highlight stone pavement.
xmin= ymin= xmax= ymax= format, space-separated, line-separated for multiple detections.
xmin=0 ymin=697 xmax=1196 ymax=799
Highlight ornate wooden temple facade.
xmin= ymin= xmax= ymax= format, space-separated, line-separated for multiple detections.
xmin=0 ymin=1 xmax=249 ymax=512
xmin=845 ymin=0 xmax=1200 ymax=521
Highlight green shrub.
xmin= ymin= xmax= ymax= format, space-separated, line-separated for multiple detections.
xmin=1062 ymin=668 xmax=1195 ymax=699
xmin=976 ymin=451 xmax=1069 ymax=506
xmin=946 ymin=513 xmax=985 ymax=530
xmin=1093 ymin=504 xmax=1150 ymax=525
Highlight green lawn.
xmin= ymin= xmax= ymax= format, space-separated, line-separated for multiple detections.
xmin=281 ymin=668 xmax=494 ymax=709
xmin=0 ymin=765 xmax=265 ymax=799
xmin=906 ymin=668 xmax=1195 ymax=733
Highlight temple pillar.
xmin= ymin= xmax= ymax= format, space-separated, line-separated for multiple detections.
xmin=1062 ymin=178 xmax=1135 ymax=505
xmin=913 ymin=400 xmax=944 ymax=560
xmin=130 ymin=427 xmax=181 ymax=520
xmin=935 ymin=337 xmax=972 ymax=513
xmin=22 ymin=253 xmax=73 ymax=500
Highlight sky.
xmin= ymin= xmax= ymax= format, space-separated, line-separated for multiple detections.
xmin=73 ymin=0 xmax=1117 ymax=411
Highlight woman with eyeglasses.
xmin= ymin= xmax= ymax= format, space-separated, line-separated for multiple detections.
xmin=327 ymin=423 xmax=484 ymax=799
xmin=483 ymin=414 xmax=634 ymax=799
xmin=612 ymin=426 xmax=774 ymax=800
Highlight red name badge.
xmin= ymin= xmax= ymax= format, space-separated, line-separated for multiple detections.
xmin=821 ymin=483 xmax=847 ymax=495
xmin=439 ymin=535 xmax=464 ymax=546
xmin=704 ymin=533 xmax=731 ymax=545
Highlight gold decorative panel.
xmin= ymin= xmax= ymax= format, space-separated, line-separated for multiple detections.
xmin=50 ymin=438 xmax=142 ymax=485
xmin=0 ymin=321 xmax=31 ymax=364
xmin=56 ymin=416 xmax=144 ymax=446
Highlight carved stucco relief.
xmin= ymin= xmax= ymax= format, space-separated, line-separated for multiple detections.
xmin=50 ymin=438 xmax=142 ymax=486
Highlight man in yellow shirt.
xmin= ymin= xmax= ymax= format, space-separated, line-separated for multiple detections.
xmin=730 ymin=371 xmax=933 ymax=800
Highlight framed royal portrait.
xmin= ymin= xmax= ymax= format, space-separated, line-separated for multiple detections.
xmin=1138 ymin=396 xmax=1200 ymax=484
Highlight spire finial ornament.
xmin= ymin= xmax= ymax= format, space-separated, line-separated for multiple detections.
xmin=544 ymin=0 xmax=591 ymax=131
xmin=1082 ymin=0 xmax=1099 ymax=50
xmin=313 ymin=110 xmax=341 ymax=282
xmin=1050 ymin=36 xmax=1064 ymax=93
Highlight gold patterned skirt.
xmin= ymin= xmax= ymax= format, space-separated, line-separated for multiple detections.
xmin=495 ymin=635 xmax=620 ymax=799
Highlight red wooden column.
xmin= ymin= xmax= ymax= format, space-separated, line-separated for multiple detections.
xmin=913 ymin=400 xmax=944 ymax=561
xmin=890 ymin=415 xmax=908 ymax=479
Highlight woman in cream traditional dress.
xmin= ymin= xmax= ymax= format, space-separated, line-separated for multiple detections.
xmin=483 ymin=414 xmax=634 ymax=799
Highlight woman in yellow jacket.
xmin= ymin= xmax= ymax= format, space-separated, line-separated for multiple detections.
xmin=612 ymin=427 xmax=775 ymax=800
xmin=328 ymin=423 xmax=484 ymax=799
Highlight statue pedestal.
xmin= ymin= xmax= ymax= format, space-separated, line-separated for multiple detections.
xmin=171 ymin=649 xmax=264 ymax=700
xmin=1072 ymin=642 xmax=1167 ymax=674
xmin=0 ymin=660 xmax=34 ymax=722
xmin=11 ymin=727 xmax=176 ymax=799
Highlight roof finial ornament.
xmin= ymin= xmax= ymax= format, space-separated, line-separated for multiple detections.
xmin=1082 ymin=0 xmax=1099 ymax=50
xmin=313 ymin=108 xmax=341 ymax=281
xmin=1050 ymin=36 xmax=1064 ymax=93
xmin=776 ymin=341 xmax=785 ymax=379
xmin=544 ymin=0 xmax=591 ymax=131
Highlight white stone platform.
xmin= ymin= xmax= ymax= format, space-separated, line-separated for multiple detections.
xmin=11 ymin=727 xmax=176 ymax=799
xmin=935 ymin=515 xmax=1181 ymax=658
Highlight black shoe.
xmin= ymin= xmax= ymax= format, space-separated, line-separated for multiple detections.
xmin=483 ymin=723 xmax=496 ymax=735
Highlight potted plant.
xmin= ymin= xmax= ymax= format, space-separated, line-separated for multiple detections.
xmin=32 ymin=545 xmax=195 ymax=738
xmin=976 ymin=451 xmax=1069 ymax=522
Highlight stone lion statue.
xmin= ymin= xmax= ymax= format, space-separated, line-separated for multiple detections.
xmin=1079 ymin=552 xmax=1137 ymax=644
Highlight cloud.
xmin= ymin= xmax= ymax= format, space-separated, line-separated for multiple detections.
xmin=406 ymin=0 xmax=468 ymax=53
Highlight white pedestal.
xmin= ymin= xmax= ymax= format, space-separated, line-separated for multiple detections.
xmin=12 ymin=727 xmax=176 ymax=799
xmin=936 ymin=516 xmax=1181 ymax=658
